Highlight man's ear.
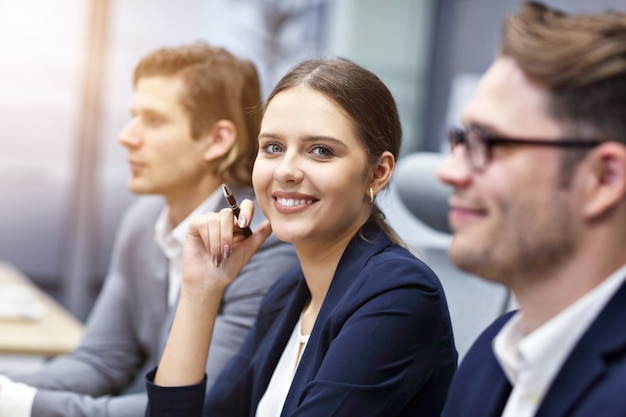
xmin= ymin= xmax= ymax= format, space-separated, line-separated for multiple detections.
xmin=369 ymin=151 xmax=395 ymax=196
xmin=583 ymin=142 xmax=626 ymax=218
xmin=201 ymin=119 xmax=237 ymax=161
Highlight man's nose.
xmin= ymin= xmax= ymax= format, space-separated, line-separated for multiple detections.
xmin=118 ymin=119 xmax=141 ymax=148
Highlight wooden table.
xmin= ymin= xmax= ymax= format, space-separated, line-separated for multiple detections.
xmin=0 ymin=262 xmax=84 ymax=356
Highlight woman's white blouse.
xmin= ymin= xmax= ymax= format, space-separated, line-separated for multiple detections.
xmin=255 ymin=315 xmax=310 ymax=417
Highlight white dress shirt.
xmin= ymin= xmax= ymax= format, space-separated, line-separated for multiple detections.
xmin=154 ymin=190 xmax=223 ymax=308
xmin=494 ymin=264 xmax=626 ymax=417
xmin=0 ymin=375 xmax=36 ymax=417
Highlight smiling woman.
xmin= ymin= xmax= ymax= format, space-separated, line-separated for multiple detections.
xmin=145 ymin=57 xmax=458 ymax=417
xmin=253 ymin=86 xmax=373 ymax=246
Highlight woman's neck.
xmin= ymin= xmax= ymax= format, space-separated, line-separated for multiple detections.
xmin=296 ymin=230 xmax=358 ymax=335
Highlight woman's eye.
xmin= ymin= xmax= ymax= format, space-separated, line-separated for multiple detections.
xmin=311 ymin=145 xmax=334 ymax=158
xmin=262 ymin=142 xmax=283 ymax=154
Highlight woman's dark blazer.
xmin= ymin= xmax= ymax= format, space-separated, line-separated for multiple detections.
xmin=147 ymin=221 xmax=458 ymax=417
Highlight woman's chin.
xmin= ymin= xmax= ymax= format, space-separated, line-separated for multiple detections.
xmin=271 ymin=228 xmax=309 ymax=245
xmin=273 ymin=231 xmax=300 ymax=244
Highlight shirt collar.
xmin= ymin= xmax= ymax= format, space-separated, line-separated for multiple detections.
xmin=494 ymin=263 xmax=626 ymax=386
xmin=154 ymin=189 xmax=224 ymax=260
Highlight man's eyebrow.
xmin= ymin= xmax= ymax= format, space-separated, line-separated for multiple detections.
xmin=464 ymin=120 xmax=501 ymax=135
xmin=130 ymin=107 xmax=166 ymax=117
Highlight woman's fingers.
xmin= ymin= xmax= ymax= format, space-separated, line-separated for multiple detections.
xmin=219 ymin=208 xmax=234 ymax=261
xmin=196 ymin=208 xmax=238 ymax=268
xmin=248 ymin=219 xmax=272 ymax=252
xmin=184 ymin=205 xmax=270 ymax=284
xmin=236 ymin=199 xmax=255 ymax=230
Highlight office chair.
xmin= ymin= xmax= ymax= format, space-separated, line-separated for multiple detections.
xmin=393 ymin=152 xmax=514 ymax=360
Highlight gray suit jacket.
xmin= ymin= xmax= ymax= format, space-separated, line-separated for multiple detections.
xmin=7 ymin=190 xmax=298 ymax=417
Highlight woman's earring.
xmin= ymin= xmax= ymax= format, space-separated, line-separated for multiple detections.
xmin=369 ymin=187 xmax=374 ymax=205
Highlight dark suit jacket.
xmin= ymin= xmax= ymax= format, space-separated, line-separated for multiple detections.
xmin=147 ymin=221 xmax=457 ymax=417
xmin=442 ymin=278 xmax=626 ymax=417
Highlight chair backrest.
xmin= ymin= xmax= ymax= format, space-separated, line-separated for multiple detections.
xmin=393 ymin=152 xmax=514 ymax=360
xmin=395 ymin=152 xmax=452 ymax=234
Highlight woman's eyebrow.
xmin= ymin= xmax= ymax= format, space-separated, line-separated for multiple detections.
xmin=258 ymin=132 xmax=281 ymax=140
xmin=258 ymin=133 xmax=348 ymax=148
xmin=300 ymin=135 xmax=345 ymax=146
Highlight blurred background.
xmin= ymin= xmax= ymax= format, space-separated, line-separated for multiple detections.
xmin=1 ymin=0 xmax=624 ymax=322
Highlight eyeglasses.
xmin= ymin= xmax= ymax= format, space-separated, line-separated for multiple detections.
xmin=448 ymin=126 xmax=604 ymax=171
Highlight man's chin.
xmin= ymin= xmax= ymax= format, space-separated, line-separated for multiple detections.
xmin=126 ymin=181 xmax=157 ymax=195
xmin=449 ymin=237 xmax=484 ymax=275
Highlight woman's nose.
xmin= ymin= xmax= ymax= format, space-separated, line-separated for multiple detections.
xmin=273 ymin=152 xmax=304 ymax=184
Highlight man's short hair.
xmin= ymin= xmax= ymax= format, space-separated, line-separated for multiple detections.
xmin=501 ymin=1 xmax=626 ymax=144
xmin=133 ymin=42 xmax=262 ymax=186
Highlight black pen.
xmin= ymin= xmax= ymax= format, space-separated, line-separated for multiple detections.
xmin=221 ymin=184 xmax=253 ymax=238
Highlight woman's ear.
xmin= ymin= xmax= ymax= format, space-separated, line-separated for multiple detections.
xmin=583 ymin=142 xmax=626 ymax=219
xmin=369 ymin=151 xmax=395 ymax=196
xmin=201 ymin=119 xmax=237 ymax=161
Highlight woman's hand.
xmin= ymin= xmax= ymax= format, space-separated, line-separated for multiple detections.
xmin=180 ymin=199 xmax=273 ymax=303
xmin=155 ymin=199 xmax=273 ymax=387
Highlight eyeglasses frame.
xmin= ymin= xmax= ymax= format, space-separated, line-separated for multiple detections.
xmin=448 ymin=126 xmax=605 ymax=171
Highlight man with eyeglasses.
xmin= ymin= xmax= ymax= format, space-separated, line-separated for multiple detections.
xmin=439 ymin=2 xmax=626 ymax=417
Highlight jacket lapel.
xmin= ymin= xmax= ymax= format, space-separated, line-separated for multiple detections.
xmin=259 ymin=275 xmax=310 ymax=369
xmin=316 ymin=222 xmax=390 ymax=321
xmin=442 ymin=311 xmax=514 ymax=417
xmin=536 ymin=278 xmax=626 ymax=417
xmin=281 ymin=222 xmax=391 ymax=413
xmin=484 ymin=377 xmax=513 ymax=417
